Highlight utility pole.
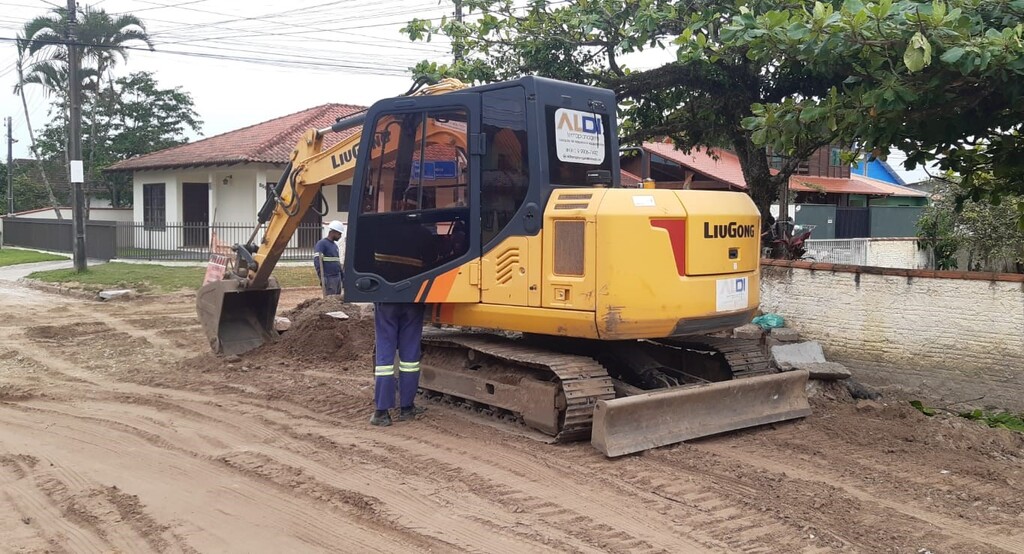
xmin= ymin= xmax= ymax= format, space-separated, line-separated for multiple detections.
xmin=6 ymin=117 xmax=13 ymax=215
xmin=67 ymin=0 xmax=86 ymax=271
xmin=453 ymin=0 xmax=464 ymax=62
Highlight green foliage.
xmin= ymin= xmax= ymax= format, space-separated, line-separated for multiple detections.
xmin=16 ymin=5 xmax=164 ymax=209
xmin=736 ymin=0 xmax=1024 ymax=214
xmin=402 ymin=0 xmax=851 ymax=219
xmin=0 ymin=248 xmax=67 ymax=267
xmin=909 ymin=400 xmax=936 ymax=416
xmin=910 ymin=400 xmax=1024 ymax=432
xmin=0 ymin=162 xmax=64 ymax=215
xmin=918 ymin=178 xmax=1024 ymax=272
xmin=959 ymin=409 xmax=1024 ymax=432
xmin=34 ymin=72 xmax=202 ymax=207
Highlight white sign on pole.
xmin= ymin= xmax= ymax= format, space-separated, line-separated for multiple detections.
xmin=70 ymin=160 xmax=84 ymax=183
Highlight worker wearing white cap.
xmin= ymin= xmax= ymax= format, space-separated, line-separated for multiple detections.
xmin=313 ymin=220 xmax=345 ymax=295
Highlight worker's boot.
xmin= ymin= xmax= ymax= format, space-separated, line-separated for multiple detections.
xmin=369 ymin=409 xmax=392 ymax=427
xmin=397 ymin=405 xmax=426 ymax=422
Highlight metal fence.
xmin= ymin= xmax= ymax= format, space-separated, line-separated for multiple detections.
xmin=803 ymin=238 xmax=868 ymax=265
xmin=115 ymin=221 xmax=325 ymax=261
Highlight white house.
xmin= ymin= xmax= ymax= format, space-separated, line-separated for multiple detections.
xmin=107 ymin=103 xmax=365 ymax=251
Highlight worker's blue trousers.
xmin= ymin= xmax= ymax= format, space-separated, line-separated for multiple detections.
xmin=373 ymin=303 xmax=426 ymax=411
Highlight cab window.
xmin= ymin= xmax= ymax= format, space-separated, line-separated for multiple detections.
xmin=354 ymin=108 xmax=471 ymax=282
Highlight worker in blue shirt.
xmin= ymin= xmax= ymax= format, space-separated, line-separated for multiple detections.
xmin=314 ymin=220 xmax=345 ymax=296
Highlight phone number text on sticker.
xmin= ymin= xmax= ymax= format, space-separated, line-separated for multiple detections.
xmin=716 ymin=277 xmax=749 ymax=312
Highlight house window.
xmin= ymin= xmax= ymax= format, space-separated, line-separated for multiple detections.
xmin=143 ymin=183 xmax=165 ymax=230
xmin=829 ymin=148 xmax=842 ymax=167
xmin=337 ymin=185 xmax=352 ymax=213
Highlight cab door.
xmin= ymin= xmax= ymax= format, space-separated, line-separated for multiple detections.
xmin=343 ymin=93 xmax=481 ymax=303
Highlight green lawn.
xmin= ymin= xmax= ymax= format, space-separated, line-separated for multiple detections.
xmin=0 ymin=248 xmax=68 ymax=267
xmin=28 ymin=262 xmax=321 ymax=294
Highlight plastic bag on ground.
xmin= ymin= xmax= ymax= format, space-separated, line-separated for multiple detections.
xmin=752 ymin=313 xmax=785 ymax=330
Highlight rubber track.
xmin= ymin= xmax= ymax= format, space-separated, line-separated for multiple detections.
xmin=656 ymin=336 xmax=773 ymax=379
xmin=422 ymin=331 xmax=615 ymax=442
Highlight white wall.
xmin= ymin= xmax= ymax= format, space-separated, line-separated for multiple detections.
xmin=864 ymin=239 xmax=930 ymax=269
xmin=761 ymin=262 xmax=1024 ymax=375
xmin=5 ymin=207 xmax=132 ymax=221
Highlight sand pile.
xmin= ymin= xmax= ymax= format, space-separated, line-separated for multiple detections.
xmin=252 ymin=297 xmax=376 ymax=369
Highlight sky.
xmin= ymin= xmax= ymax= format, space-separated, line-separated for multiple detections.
xmin=0 ymin=0 xmax=461 ymax=158
xmin=0 ymin=0 xmax=931 ymax=182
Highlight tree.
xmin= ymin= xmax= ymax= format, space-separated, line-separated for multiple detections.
xmin=13 ymin=41 xmax=66 ymax=218
xmin=18 ymin=4 xmax=153 ymax=209
xmin=733 ymin=0 xmax=1024 ymax=220
xmin=34 ymin=72 xmax=202 ymax=207
xmin=919 ymin=176 xmax=1024 ymax=273
xmin=403 ymin=0 xmax=848 ymax=220
xmin=0 ymin=161 xmax=64 ymax=216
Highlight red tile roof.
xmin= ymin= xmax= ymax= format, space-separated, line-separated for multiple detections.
xmin=850 ymin=174 xmax=929 ymax=197
xmin=107 ymin=103 xmax=367 ymax=172
xmin=620 ymin=168 xmax=642 ymax=186
xmin=789 ymin=175 xmax=894 ymax=195
xmin=641 ymin=140 xmax=926 ymax=198
xmin=642 ymin=142 xmax=748 ymax=190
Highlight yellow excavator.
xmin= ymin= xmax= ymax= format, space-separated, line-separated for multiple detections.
xmin=197 ymin=76 xmax=810 ymax=457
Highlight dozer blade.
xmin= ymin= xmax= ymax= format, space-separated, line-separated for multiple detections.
xmin=196 ymin=277 xmax=281 ymax=355
xmin=591 ymin=370 xmax=811 ymax=457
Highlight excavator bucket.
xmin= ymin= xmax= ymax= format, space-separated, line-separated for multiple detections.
xmin=196 ymin=278 xmax=281 ymax=355
xmin=591 ymin=370 xmax=811 ymax=457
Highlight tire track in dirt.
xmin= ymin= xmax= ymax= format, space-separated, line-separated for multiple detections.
xmin=732 ymin=419 xmax=1024 ymax=526
xmin=0 ymin=349 xmax=578 ymax=553
xmin=384 ymin=418 xmax=816 ymax=553
xmin=0 ymin=401 xmax=423 ymax=552
xmin=0 ymin=453 xmax=109 ymax=553
xmin=700 ymin=440 xmax=1024 ymax=553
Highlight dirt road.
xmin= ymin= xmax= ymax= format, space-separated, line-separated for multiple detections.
xmin=0 ymin=282 xmax=1021 ymax=553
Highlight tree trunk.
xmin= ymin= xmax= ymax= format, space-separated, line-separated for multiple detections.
xmin=15 ymin=59 xmax=64 ymax=220
xmin=731 ymin=133 xmax=777 ymax=229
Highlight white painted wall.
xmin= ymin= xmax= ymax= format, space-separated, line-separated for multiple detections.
xmin=6 ymin=207 xmax=132 ymax=221
xmin=865 ymin=239 xmax=929 ymax=269
xmin=127 ymin=164 xmax=352 ymax=252
xmin=761 ymin=263 xmax=1024 ymax=375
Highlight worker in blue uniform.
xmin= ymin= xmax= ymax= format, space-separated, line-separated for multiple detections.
xmin=370 ymin=189 xmax=434 ymax=427
xmin=313 ymin=220 xmax=345 ymax=296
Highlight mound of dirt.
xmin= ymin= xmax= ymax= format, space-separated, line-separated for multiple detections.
xmin=251 ymin=298 xmax=376 ymax=370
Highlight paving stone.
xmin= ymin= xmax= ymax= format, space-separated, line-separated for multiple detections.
xmin=802 ymin=361 xmax=852 ymax=380
xmin=770 ymin=327 xmax=800 ymax=342
xmin=733 ymin=323 xmax=763 ymax=340
xmin=98 ymin=289 xmax=132 ymax=300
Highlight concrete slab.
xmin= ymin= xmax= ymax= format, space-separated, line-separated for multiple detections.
xmin=770 ymin=327 xmax=800 ymax=342
xmin=98 ymin=289 xmax=133 ymax=301
xmin=802 ymin=361 xmax=852 ymax=381
xmin=772 ymin=341 xmax=826 ymax=367
xmin=733 ymin=324 xmax=763 ymax=340
xmin=772 ymin=341 xmax=851 ymax=380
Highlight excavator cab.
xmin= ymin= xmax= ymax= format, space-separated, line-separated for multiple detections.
xmin=344 ymin=77 xmax=617 ymax=303
xmin=345 ymin=93 xmax=482 ymax=302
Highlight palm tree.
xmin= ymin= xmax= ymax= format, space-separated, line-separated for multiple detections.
xmin=13 ymin=39 xmax=64 ymax=219
xmin=18 ymin=5 xmax=153 ymax=212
